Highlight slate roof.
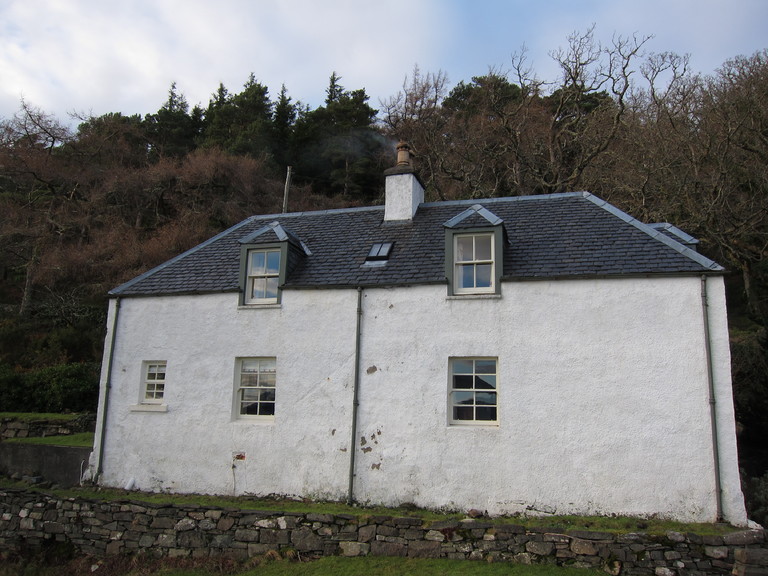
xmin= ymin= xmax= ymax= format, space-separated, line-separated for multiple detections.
xmin=111 ymin=192 xmax=723 ymax=297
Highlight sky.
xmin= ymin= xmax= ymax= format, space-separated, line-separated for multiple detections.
xmin=1 ymin=0 xmax=766 ymax=126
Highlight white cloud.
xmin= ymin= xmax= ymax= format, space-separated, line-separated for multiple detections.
xmin=0 ymin=0 xmax=764 ymax=124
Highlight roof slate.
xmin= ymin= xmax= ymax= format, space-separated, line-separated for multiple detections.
xmin=110 ymin=192 xmax=723 ymax=297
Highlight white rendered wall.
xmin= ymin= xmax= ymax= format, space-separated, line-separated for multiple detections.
xmin=91 ymin=276 xmax=747 ymax=524
xmin=92 ymin=290 xmax=359 ymax=500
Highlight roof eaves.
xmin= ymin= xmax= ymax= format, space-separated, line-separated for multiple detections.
xmin=583 ymin=193 xmax=724 ymax=272
xmin=109 ymin=216 xmax=259 ymax=296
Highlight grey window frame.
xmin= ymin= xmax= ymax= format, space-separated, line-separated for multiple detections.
xmin=445 ymin=226 xmax=504 ymax=296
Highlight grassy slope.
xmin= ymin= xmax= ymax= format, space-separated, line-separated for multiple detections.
xmin=0 ymin=477 xmax=736 ymax=536
xmin=2 ymin=432 xmax=94 ymax=447
xmin=0 ymin=412 xmax=82 ymax=422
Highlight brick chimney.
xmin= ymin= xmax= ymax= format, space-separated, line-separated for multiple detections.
xmin=383 ymin=141 xmax=424 ymax=222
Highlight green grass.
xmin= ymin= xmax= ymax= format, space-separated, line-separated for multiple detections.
xmin=0 ymin=476 xmax=736 ymax=536
xmin=3 ymin=431 xmax=94 ymax=447
xmin=248 ymin=556 xmax=602 ymax=576
xmin=0 ymin=412 xmax=82 ymax=422
xmin=0 ymin=555 xmax=603 ymax=576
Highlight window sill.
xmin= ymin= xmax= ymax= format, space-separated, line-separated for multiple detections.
xmin=233 ymin=417 xmax=275 ymax=424
xmin=446 ymin=293 xmax=501 ymax=300
xmin=130 ymin=404 xmax=168 ymax=413
xmin=238 ymin=303 xmax=282 ymax=310
xmin=449 ymin=422 xmax=499 ymax=427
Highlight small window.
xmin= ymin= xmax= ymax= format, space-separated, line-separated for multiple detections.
xmin=142 ymin=361 xmax=167 ymax=403
xmin=450 ymin=358 xmax=497 ymax=425
xmin=366 ymin=242 xmax=394 ymax=261
xmin=454 ymin=233 xmax=494 ymax=294
xmin=236 ymin=358 xmax=276 ymax=419
xmin=246 ymin=249 xmax=281 ymax=304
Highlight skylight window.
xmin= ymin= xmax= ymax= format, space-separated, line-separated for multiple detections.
xmin=366 ymin=242 xmax=394 ymax=262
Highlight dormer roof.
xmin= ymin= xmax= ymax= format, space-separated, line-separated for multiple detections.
xmin=443 ymin=204 xmax=504 ymax=229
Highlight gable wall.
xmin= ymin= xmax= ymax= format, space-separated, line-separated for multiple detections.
xmin=91 ymin=275 xmax=746 ymax=524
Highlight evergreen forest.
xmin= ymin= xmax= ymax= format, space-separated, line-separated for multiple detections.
xmin=1 ymin=29 xmax=767 ymax=521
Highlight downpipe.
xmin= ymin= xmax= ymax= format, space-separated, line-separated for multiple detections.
xmin=95 ymin=296 xmax=121 ymax=481
xmin=347 ymin=287 xmax=363 ymax=505
xmin=701 ymin=275 xmax=724 ymax=522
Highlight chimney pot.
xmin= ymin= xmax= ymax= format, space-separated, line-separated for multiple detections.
xmin=396 ymin=141 xmax=412 ymax=167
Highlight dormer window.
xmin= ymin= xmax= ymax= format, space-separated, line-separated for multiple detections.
xmin=246 ymin=248 xmax=281 ymax=303
xmin=238 ymin=221 xmax=309 ymax=307
xmin=444 ymin=204 xmax=506 ymax=297
xmin=454 ymin=233 xmax=494 ymax=294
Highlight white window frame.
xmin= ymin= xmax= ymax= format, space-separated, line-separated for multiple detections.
xmin=453 ymin=233 xmax=495 ymax=295
xmin=245 ymin=248 xmax=281 ymax=304
xmin=449 ymin=357 xmax=498 ymax=426
xmin=141 ymin=361 xmax=167 ymax=404
xmin=235 ymin=357 xmax=276 ymax=421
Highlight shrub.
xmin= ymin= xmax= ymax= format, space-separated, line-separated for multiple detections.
xmin=743 ymin=471 xmax=768 ymax=527
xmin=0 ymin=362 xmax=99 ymax=413
xmin=0 ymin=364 xmax=24 ymax=412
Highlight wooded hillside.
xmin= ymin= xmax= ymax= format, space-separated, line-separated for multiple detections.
xmin=1 ymin=30 xmax=766 ymax=484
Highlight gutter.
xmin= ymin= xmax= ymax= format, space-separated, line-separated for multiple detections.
xmin=96 ymin=296 xmax=121 ymax=480
xmin=701 ymin=275 xmax=724 ymax=522
xmin=347 ymin=287 xmax=363 ymax=505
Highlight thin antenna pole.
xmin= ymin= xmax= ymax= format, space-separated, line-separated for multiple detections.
xmin=282 ymin=166 xmax=292 ymax=214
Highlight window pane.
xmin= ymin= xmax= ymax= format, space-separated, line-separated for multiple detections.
xmin=241 ymin=388 xmax=260 ymax=401
xmin=453 ymin=359 xmax=473 ymax=374
xmin=453 ymin=406 xmax=473 ymax=420
xmin=476 ymin=360 xmax=496 ymax=374
xmin=475 ymin=235 xmax=492 ymax=260
xmin=266 ymin=251 xmax=281 ymax=274
xmin=475 ymin=375 xmax=496 ymax=389
xmin=260 ymin=389 xmax=276 ymax=402
xmin=476 ymin=407 xmax=497 ymax=421
xmin=456 ymin=237 xmax=473 ymax=261
xmin=265 ymin=277 xmax=279 ymax=299
xmin=453 ymin=391 xmax=474 ymax=405
xmin=476 ymin=392 xmax=496 ymax=406
xmin=250 ymin=251 xmax=266 ymax=274
xmin=259 ymin=402 xmax=275 ymax=416
xmin=260 ymin=358 xmax=276 ymax=370
xmin=476 ymin=264 xmax=492 ymax=288
xmin=242 ymin=402 xmax=259 ymax=415
xmin=251 ymin=278 xmax=267 ymax=299
xmin=242 ymin=359 xmax=260 ymax=372
xmin=240 ymin=374 xmax=258 ymax=387
xmin=459 ymin=264 xmax=474 ymax=288
xmin=453 ymin=375 xmax=473 ymax=389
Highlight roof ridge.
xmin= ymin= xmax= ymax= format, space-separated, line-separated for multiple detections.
xmin=253 ymin=204 xmax=382 ymax=220
xmin=421 ymin=191 xmax=586 ymax=209
xmin=583 ymin=194 xmax=723 ymax=272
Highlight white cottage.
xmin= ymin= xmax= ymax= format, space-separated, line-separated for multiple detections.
xmin=89 ymin=146 xmax=748 ymax=525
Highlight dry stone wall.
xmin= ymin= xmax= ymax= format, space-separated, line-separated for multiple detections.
xmin=0 ymin=415 xmax=95 ymax=440
xmin=1 ymin=489 xmax=766 ymax=575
